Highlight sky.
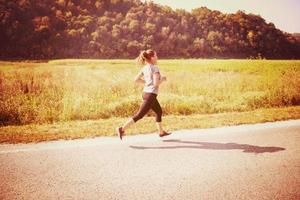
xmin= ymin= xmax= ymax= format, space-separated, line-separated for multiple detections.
xmin=151 ymin=0 xmax=300 ymax=33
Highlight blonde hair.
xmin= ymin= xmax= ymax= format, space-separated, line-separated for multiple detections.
xmin=136 ymin=49 xmax=156 ymax=66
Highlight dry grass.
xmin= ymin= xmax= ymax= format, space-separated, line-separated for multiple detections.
xmin=0 ymin=59 xmax=300 ymax=144
xmin=1 ymin=59 xmax=299 ymax=126
xmin=0 ymin=105 xmax=299 ymax=144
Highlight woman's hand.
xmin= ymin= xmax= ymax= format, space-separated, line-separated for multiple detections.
xmin=134 ymin=72 xmax=145 ymax=84
xmin=135 ymin=77 xmax=145 ymax=84
xmin=160 ymin=76 xmax=167 ymax=82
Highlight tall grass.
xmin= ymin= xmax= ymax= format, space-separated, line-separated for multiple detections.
xmin=0 ymin=59 xmax=299 ymax=126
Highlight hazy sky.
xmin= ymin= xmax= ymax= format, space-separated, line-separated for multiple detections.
xmin=151 ymin=0 xmax=300 ymax=33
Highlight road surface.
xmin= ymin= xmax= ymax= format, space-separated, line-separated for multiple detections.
xmin=1 ymin=120 xmax=300 ymax=200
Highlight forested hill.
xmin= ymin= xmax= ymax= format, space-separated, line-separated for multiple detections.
xmin=1 ymin=0 xmax=300 ymax=59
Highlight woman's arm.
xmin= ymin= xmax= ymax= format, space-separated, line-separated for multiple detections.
xmin=153 ymin=73 xmax=166 ymax=89
xmin=134 ymin=72 xmax=145 ymax=84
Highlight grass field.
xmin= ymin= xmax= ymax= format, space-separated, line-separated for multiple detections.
xmin=0 ymin=59 xmax=300 ymax=143
xmin=1 ymin=106 xmax=300 ymax=144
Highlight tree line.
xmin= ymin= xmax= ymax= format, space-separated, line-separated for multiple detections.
xmin=1 ymin=0 xmax=300 ymax=59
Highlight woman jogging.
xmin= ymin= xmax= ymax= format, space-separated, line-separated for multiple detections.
xmin=116 ymin=49 xmax=172 ymax=140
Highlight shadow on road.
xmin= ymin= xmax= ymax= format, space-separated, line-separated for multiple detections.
xmin=129 ymin=139 xmax=286 ymax=154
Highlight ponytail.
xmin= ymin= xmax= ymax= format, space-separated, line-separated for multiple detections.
xmin=136 ymin=49 xmax=156 ymax=66
xmin=136 ymin=50 xmax=147 ymax=66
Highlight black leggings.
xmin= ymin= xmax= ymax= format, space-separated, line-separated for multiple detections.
xmin=132 ymin=92 xmax=162 ymax=122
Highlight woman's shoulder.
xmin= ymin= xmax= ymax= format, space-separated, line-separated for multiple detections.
xmin=144 ymin=64 xmax=159 ymax=72
xmin=150 ymin=64 xmax=160 ymax=73
xmin=149 ymin=64 xmax=159 ymax=69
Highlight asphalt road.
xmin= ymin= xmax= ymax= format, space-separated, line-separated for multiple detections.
xmin=1 ymin=120 xmax=300 ymax=200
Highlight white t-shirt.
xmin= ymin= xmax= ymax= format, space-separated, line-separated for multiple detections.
xmin=138 ymin=63 xmax=161 ymax=94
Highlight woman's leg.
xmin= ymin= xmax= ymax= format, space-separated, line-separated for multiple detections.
xmin=121 ymin=93 xmax=155 ymax=131
xmin=121 ymin=118 xmax=135 ymax=132
xmin=151 ymin=97 xmax=166 ymax=134
xmin=156 ymin=122 xmax=164 ymax=134
xmin=151 ymin=97 xmax=162 ymax=122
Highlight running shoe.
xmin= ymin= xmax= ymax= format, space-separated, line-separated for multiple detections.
xmin=116 ymin=127 xmax=125 ymax=140
xmin=159 ymin=131 xmax=172 ymax=137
